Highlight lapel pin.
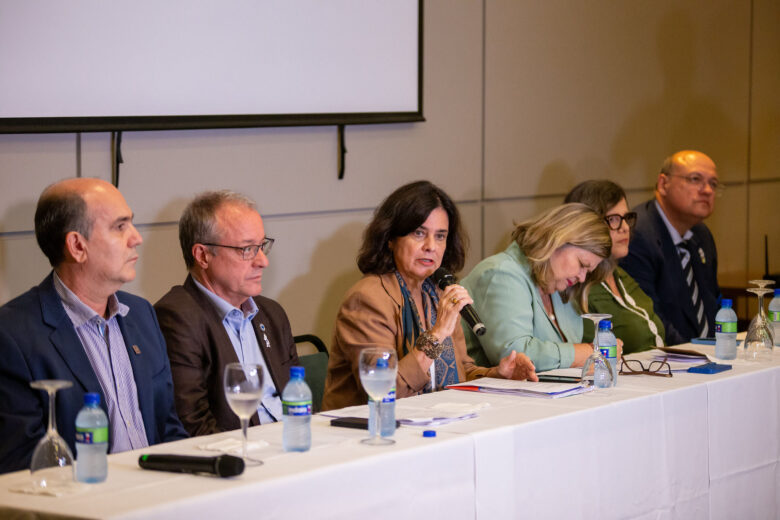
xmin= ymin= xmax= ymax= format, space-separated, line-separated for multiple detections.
xmin=259 ymin=323 xmax=266 ymax=332
xmin=698 ymin=247 xmax=706 ymax=264
xmin=132 ymin=345 xmax=141 ymax=355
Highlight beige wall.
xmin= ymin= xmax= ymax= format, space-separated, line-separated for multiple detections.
xmin=1 ymin=0 xmax=778 ymax=347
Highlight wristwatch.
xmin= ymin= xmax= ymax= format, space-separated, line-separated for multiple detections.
xmin=415 ymin=330 xmax=445 ymax=360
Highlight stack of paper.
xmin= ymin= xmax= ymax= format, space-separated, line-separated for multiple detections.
xmin=649 ymin=347 xmax=711 ymax=372
xmin=446 ymin=377 xmax=592 ymax=398
xmin=322 ymin=401 xmax=490 ymax=427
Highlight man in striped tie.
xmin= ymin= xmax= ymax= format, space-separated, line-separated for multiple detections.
xmin=621 ymin=150 xmax=721 ymax=345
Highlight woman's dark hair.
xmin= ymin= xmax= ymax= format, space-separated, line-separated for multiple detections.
xmin=357 ymin=180 xmax=467 ymax=275
xmin=563 ymin=180 xmax=628 ymax=311
xmin=563 ymin=180 xmax=626 ymax=217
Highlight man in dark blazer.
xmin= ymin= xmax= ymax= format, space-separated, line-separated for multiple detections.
xmin=620 ymin=150 xmax=721 ymax=345
xmin=155 ymin=191 xmax=298 ymax=437
xmin=0 ymin=178 xmax=187 ymax=474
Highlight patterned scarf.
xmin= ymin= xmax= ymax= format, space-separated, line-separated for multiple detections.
xmin=394 ymin=271 xmax=459 ymax=391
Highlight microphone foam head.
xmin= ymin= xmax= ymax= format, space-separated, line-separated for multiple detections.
xmin=431 ymin=267 xmax=455 ymax=290
xmin=215 ymin=455 xmax=245 ymax=477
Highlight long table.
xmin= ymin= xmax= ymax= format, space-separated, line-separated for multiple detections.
xmin=1 ymin=344 xmax=778 ymax=519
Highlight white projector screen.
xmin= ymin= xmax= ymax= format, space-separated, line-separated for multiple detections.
xmin=0 ymin=0 xmax=422 ymax=132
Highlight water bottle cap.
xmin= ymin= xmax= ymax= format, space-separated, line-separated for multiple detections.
xmin=423 ymin=430 xmax=437 ymax=438
xmin=376 ymin=357 xmax=389 ymax=368
xmin=775 ymin=288 xmax=780 ymax=296
xmin=84 ymin=392 xmax=100 ymax=406
xmin=290 ymin=366 xmax=305 ymax=379
xmin=598 ymin=320 xmax=612 ymax=330
xmin=721 ymin=298 xmax=733 ymax=308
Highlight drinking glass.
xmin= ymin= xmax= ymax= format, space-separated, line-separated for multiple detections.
xmin=29 ymin=380 xmax=75 ymax=490
xmin=358 ymin=348 xmax=398 ymax=446
xmin=744 ymin=288 xmax=774 ymax=361
xmin=223 ymin=363 xmax=264 ymax=465
xmin=747 ymin=281 xmax=775 ymax=343
xmin=580 ymin=313 xmax=614 ymax=389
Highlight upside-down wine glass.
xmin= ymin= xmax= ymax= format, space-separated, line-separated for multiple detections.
xmin=747 ymin=280 xmax=776 ymax=344
xmin=29 ymin=379 xmax=75 ymax=490
xmin=358 ymin=347 xmax=398 ymax=446
xmin=744 ymin=287 xmax=774 ymax=361
xmin=223 ymin=363 xmax=264 ymax=466
xmin=580 ymin=313 xmax=614 ymax=389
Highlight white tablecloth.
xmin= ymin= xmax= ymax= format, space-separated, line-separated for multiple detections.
xmin=0 ymin=344 xmax=778 ymax=520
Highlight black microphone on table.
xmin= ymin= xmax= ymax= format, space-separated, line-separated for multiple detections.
xmin=138 ymin=454 xmax=244 ymax=478
xmin=431 ymin=267 xmax=486 ymax=336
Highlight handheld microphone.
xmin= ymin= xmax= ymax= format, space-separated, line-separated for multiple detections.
xmin=431 ymin=267 xmax=486 ymax=336
xmin=138 ymin=453 xmax=244 ymax=478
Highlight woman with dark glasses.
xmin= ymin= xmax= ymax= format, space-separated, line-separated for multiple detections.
xmin=565 ymin=180 xmax=665 ymax=354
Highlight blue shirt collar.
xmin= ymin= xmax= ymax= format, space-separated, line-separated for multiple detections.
xmin=654 ymin=200 xmax=693 ymax=246
xmin=191 ymin=276 xmax=258 ymax=322
xmin=52 ymin=271 xmax=129 ymax=326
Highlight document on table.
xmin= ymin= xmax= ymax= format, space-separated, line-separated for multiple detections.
xmin=652 ymin=348 xmax=711 ymax=371
xmin=446 ymin=377 xmax=593 ymax=398
xmin=322 ymin=401 xmax=490 ymax=427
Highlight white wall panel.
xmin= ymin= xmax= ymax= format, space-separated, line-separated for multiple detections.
xmin=484 ymin=0 xmax=750 ymax=199
xmin=0 ymin=134 xmax=76 ymax=232
xmin=0 ymin=233 xmax=50 ymax=303
xmin=750 ymin=0 xmax=780 ymax=181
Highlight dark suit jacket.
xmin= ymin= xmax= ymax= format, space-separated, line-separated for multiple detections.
xmin=0 ymin=273 xmax=188 ymax=474
xmin=619 ymin=199 xmax=720 ymax=345
xmin=154 ymin=275 xmax=299 ymax=437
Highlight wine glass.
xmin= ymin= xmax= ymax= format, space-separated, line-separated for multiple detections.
xmin=223 ymin=363 xmax=264 ymax=465
xmin=744 ymin=288 xmax=774 ymax=361
xmin=29 ymin=380 xmax=75 ymax=490
xmin=358 ymin=348 xmax=398 ymax=446
xmin=748 ymin=279 xmax=775 ymax=288
xmin=746 ymin=281 xmax=775 ymax=343
xmin=580 ymin=313 xmax=614 ymax=389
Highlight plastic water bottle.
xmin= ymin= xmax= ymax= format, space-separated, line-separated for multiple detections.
xmin=715 ymin=299 xmax=738 ymax=360
xmin=379 ymin=387 xmax=396 ymax=437
xmin=367 ymin=357 xmax=395 ymax=437
xmin=282 ymin=366 xmax=312 ymax=452
xmin=597 ymin=320 xmax=618 ymax=387
xmin=75 ymin=392 xmax=108 ymax=483
xmin=769 ymin=289 xmax=780 ymax=346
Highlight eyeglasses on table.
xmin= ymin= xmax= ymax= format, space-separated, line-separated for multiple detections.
xmin=619 ymin=358 xmax=673 ymax=377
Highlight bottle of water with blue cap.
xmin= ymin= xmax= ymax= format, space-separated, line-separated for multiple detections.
xmin=715 ymin=299 xmax=738 ymax=359
xmin=282 ymin=366 xmax=312 ymax=452
xmin=368 ymin=357 xmax=396 ymax=437
xmin=769 ymin=289 xmax=780 ymax=346
xmin=75 ymin=392 xmax=108 ymax=483
xmin=597 ymin=320 xmax=618 ymax=387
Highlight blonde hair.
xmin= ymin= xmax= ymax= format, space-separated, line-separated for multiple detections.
xmin=512 ymin=203 xmax=612 ymax=310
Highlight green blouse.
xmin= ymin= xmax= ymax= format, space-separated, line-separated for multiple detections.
xmin=582 ymin=267 xmax=666 ymax=354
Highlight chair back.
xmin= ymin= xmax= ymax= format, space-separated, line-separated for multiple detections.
xmin=294 ymin=334 xmax=328 ymax=413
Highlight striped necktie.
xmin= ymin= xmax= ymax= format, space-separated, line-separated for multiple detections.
xmin=678 ymin=240 xmax=708 ymax=337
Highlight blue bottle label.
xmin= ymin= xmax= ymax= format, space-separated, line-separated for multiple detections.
xmin=715 ymin=321 xmax=736 ymax=333
xmin=282 ymin=400 xmax=312 ymax=417
xmin=599 ymin=346 xmax=616 ymax=359
xmin=381 ymin=388 xmax=396 ymax=404
xmin=75 ymin=427 xmax=108 ymax=444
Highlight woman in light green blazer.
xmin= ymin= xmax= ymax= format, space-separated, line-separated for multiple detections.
xmin=461 ymin=203 xmax=612 ymax=372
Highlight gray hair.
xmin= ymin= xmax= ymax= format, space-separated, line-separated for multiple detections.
xmin=179 ymin=190 xmax=257 ymax=269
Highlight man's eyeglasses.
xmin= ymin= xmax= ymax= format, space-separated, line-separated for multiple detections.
xmin=619 ymin=358 xmax=672 ymax=377
xmin=203 ymin=237 xmax=275 ymax=260
xmin=665 ymin=173 xmax=724 ymax=197
xmin=603 ymin=212 xmax=637 ymax=231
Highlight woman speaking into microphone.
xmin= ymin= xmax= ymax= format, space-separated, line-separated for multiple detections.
xmin=322 ymin=181 xmax=537 ymax=411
